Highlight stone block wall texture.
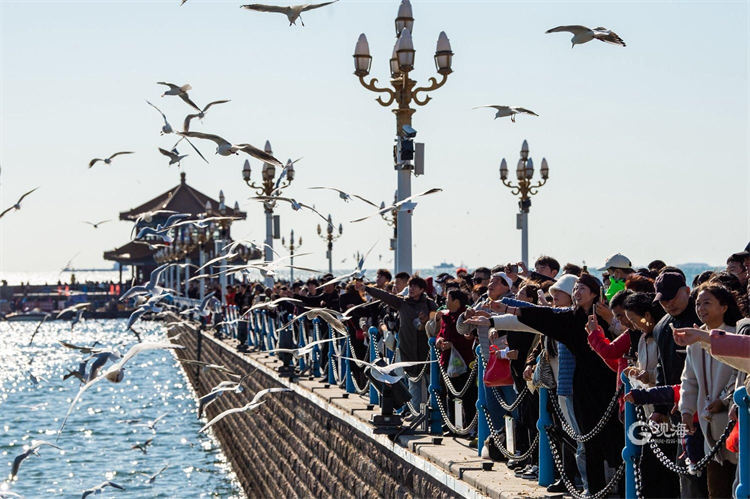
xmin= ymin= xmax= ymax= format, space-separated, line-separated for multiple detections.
xmin=171 ymin=327 xmax=458 ymax=499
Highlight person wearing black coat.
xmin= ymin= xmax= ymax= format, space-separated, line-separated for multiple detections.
xmin=473 ymin=274 xmax=624 ymax=495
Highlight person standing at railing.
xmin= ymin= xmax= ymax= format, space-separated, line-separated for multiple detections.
xmin=435 ymin=288 xmax=476 ymax=434
xmin=355 ymin=276 xmax=436 ymax=419
xmin=466 ymin=273 xmax=623 ymax=495
xmin=678 ymin=284 xmax=742 ymax=498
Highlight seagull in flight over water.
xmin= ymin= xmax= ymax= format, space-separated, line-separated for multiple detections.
xmin=0 ymin=188 xmax=38 ymax=219
xmin=10 ymin=440 xmax=62 ymax=480
xmin=473 ymin=105 xmax=539 ymax=122
xmin=240 ymin=1 xmax=338 ymax=26
xmin=199 ymin=387 xmax=292 ymax=432
xmin=81 ymin=481 xmax=125 ymax=498
xmin=89 ymin=152 xmax=134 ymax=169
xmin=545 ymin=25 xmax=626 ymax=47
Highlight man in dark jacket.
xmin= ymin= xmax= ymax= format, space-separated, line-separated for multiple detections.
xmin=356 ymin=276 xmax=436 ymax=413
xmin=652 ymin=271 xmax=706 ymax=498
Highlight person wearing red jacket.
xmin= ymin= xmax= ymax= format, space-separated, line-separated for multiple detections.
xmin=435 ymin=288 xmax=476 ymax=434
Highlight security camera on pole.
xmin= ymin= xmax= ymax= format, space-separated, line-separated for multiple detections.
xmin=352 ymin=0 xmax=453 ymax=274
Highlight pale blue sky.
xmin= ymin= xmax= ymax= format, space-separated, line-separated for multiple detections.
xmin=1 ymin=0 xmax=748 ymax=275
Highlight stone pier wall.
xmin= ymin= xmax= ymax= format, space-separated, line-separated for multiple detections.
xmin=171 ymin=327 xmax=457 ymax=499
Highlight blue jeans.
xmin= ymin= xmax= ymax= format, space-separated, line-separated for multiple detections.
xmin=408 ymin=378 xmax=427 ymax=411
xmin=486 ymin=384 xmax=518 ymax=432
xmin=560 ymin=394 xmax=588 ymax=493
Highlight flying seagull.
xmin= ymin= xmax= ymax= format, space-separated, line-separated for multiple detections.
xmin=56 ymin=302 xmax=91 ymax=320
xmin=183 ymin=100 xmax=231 ymax=132
xmin=83 ymin=220 xmax=111 ymax=229
xmin=473 ymin=105 xmax=539 ymax=122
xmin=308 ymin=187 xmax=378 ymax=207
xmin=179 ymin=131 xmax=282 ymax=167
xmin=81 ymin=481 xmax=125 ymax=498
xmin=265 ymin=334 xmax=344 ymax=359
xmin=57 ymin=342 xmax=184 ymax=439
xmin=158 ymin=147 xmax=188 ymax=167
xmin=199 ymin=387 xmax=292 ymax=432
xmin=141 ymin=464 xmax=169 ymax=484
xmin=250 ymin=195 xmax=328 ymax=222
xmin=157 ymin=81 xmax=201 ymax=111
xmin=146 ymin=100 xmax=174 ymax=135
xmin=179 ymin=359 xmax=241 ymax=378
xmin=131 ymin=438 xmax=154 ymax=454
xmin=240 ymin=1 xmax=338 ymax=26
xmin=350 ymin=188 xmax=443 ymax=223
xmin=545 ymin=25 xmax=626 ymax=47
xmin=341 ymin=357 xmax=436 ymax=384
xmin=28 ymin=313 xmax=49 ymax=346
xmin=89 ymin=152 xmax=134 ymax=169
xmin=0 ymin=187 xmax=38 ymax=219
xmin=10 ymin=440 xmax=62 ymax=480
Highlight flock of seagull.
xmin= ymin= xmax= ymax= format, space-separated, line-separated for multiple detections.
xmin=2 ymin=1 xmax=631 ymax=496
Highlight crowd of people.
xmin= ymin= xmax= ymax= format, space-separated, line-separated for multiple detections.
xmin=215 ymin=246 xmax=750 ymax=498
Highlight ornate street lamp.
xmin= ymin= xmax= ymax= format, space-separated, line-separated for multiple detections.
xmin=317 ymin=215 xmax=343 ymax=274
xmin=499 ymin=140 xmax=550 ymax=266
xmin=352 ymin=0 xmax=453 ymax=274
xmin=281 ymin=229 xmax=303 ymax=282
xmin=242 ymin=142 xmax=297 ymax=286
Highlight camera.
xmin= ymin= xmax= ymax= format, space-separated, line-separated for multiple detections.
xmin=402 ymin=124 xmax=417 ymax=138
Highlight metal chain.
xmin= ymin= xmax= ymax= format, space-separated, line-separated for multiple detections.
xmin=434 ymin=347 xmax=478 ymax=398
xmin=405 ymin=401 xmax=422 ymax=417
xmin=405 ymin=352 xmax=430 ymax=383
xmin=480 ymin=405 xmax=539 ymax=461
xmin=546 ymin=424 xmax=625 ymax=499
xmin=490 ymin=385 xmax=529 ymax=413
xmin=634 ymin=452 xmax=645 ymax=499
xmin=634 ymin=404 xmax=735 ymax=475
xmin=429 ymin=387 xmax=478 ymax=435
xmin=548 ymin=385 xmax=623 ymax=443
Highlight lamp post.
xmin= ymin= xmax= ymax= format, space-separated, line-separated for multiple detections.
xmin=242 ymin=143 xmax=296 ymax=286
xmin=499 ymin=140 xmax=549 ymax=266
xmin=317 ymin=215 xmax=343 ymax=274
xmin=352 ymin=0 xmax=453 ymax=275
xmin=281 ymin=229 xmax=302 ymax=282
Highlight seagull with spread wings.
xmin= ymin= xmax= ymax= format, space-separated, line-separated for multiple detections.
xmin=179 ymin=131 xmax=282 ymax=166
xmin=158 ymin=148 xmax=188 ymax=167
xmin=473 ymin=105 xmax=539 ymax=122
xmin=350 ymin=188 xmax=442 ymax=223
xmin=250 ymin=195 xmax=328 ymax=222
xmin=546 ymin=25 xmax=626 ymax=47
xmin=341 ymin=357 xmax=436 ymax=384
xmin=157 ymin=81 xmax=201 ymax=111
xmin=57 ymin=342 xmax=184 ymax=439
xmin=88 ymin=151 xmax=134 ymax=169
xmin=183 ymin=100 xmax=231 ymax=132
xmin=81 ymin=481 xmax=125 ymax=498
xmin=308 ymin=186 xmax=378 ymax=207
xmin=240 ymin=1 xmax=338 ymax=26
xmin=10 ymin=440 xmax=62 ymax=480
xmin=0 ymin=187 xmax=38 ymax=219
xmin=83 ymin=219 xmax=111 ymax=229
xmin=146 ymin=100 xmax=175 ymax=135
xmin=199 ymin=387 xmax=292 ymax=433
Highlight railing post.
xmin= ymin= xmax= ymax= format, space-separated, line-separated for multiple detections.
xmin=368 ymin=326 xmax=379 ymax=405
xmin=344 ymin=337 xmax=355 ymax=394
xmin=428 ymin=337 xmax=443 ymax=435
xmin=253 ymin=310 xmax=263 ymax=350
xmin=735 ymin=386 xmax=749 ymax=499
xmin=264 ymin=310 xmax=275 ymax=354
xmin=622 ymin=373 xmax=640 ymax=499
xmin=475 ymin=345 xmax=489 ymax=457
xmin=327 ymin=323 xmax=336 ymax=385
xmin=297 ymin=318 xmax=307 ymax=373
xmin=537 ymin=386 xmax=554 ymax=486
xmin=244 ymin=310 xmax=254 ymax=348
xmin=311 ymin=318 xmax=322 ymax=378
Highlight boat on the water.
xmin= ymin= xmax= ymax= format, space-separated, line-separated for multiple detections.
xmin=433 ymin=262 xmax=456 ymax=270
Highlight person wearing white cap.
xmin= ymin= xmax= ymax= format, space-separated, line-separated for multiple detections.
xmin=599 ymin=253 xmax=635 ymax=302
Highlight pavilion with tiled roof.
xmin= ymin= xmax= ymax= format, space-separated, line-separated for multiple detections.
xmin=104 ymin=172 xmax=258 ymax=293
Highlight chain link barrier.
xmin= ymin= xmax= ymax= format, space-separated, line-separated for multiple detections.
xmin=490 ymin=385 xmax=529 ymax=413
xmin=405 ymin=353 xmax=430 ymax=383
xmin=429 ymin=387 xmax=478 ymax=435
xmin=434 ymin=349 xmax=478 ymax=398
xmin=548 ymin=385 xmax=623 ymax=443
xmin=634 ymin=404 xmax=736 ymax=475
xmin=345 ymin=337 xmax=371 ymax=395
xmin=546 ymin=424 xmax=626 ymax=499
xmin=480 ymin=405 xmax=539 ymax=461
